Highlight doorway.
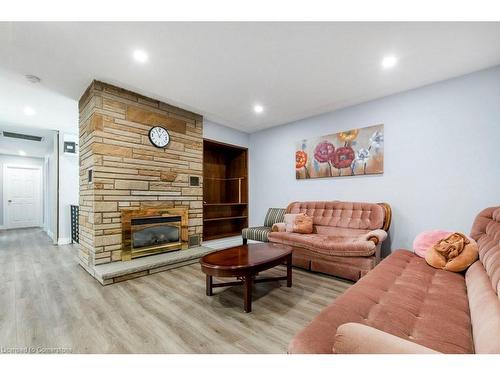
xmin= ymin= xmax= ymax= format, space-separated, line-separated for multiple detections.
xmin=3 ymin=164 xmax=42 ymax=229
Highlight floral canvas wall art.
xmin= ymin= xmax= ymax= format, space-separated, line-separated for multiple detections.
xmin=295 ymin=124 xmax=384 ymax=179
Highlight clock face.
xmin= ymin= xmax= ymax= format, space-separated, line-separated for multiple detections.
xmin=148 ymin=126 xmax=170 ymax=148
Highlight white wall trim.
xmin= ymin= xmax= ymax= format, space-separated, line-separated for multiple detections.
xmin=57 ymin=237 xmax=72 ymax=245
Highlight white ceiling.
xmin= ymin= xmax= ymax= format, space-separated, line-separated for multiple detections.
xmin=0 ymin=67 xmax=78 ymax=134
xmin=0 ymin=22 xmax=500 ymax=134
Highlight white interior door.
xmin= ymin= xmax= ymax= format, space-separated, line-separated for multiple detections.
xmin=4 ymin=165 xmax=42 ymax=229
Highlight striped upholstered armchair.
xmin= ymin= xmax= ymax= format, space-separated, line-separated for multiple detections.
xmin=242 ymin=208 xmax=286 ymax=244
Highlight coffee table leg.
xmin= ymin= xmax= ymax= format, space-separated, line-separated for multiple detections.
xmin=206 ymin=275 xmax=213 ymax=296
xmin=243 ymin=275 xmax=252 ymax=313
xmin=287 ymin=254 xmax=292 ymax=287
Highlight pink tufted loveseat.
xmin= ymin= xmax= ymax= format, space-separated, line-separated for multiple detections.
xmin=268 ymin=201 xmax=392 ymax=281
xmin=288 ymin=206 xmax=500 ymax=354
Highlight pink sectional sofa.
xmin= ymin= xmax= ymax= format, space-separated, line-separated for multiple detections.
xmin=268 ymin=201 xmax=391 ymax=281
xmin=289 ymin=206 xmax=500 ymax=354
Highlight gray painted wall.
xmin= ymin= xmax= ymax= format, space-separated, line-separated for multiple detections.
xmin=203 ymin=120 xmax=250 ymax=148
xmin=248 ymin=66 xmax=500 ymax=252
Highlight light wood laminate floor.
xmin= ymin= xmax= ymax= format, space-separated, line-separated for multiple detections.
xmin=0 ymin=228 xmax=352 ymax=353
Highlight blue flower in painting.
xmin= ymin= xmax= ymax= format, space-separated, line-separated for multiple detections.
xmin=369 ymin=131 xmax=384 ymax=151
xmin=352 ymin=148 xmax=371 ymax=175
xmin=355 ymin=148 xmax=371 ymax=163
xmin=313 ymin=159 xmax=320 ymax=173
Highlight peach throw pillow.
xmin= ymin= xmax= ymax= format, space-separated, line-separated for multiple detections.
xmin=284 ymin=213 xmax=313 ymax=234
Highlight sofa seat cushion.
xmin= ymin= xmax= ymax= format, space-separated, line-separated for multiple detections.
xmin=268 ymin=231 xmax=376 ymax=257
xmin=242 ymin=226 xmax=271 ymax=242
xmin=289 ymin=250 xmax=474 ymax=354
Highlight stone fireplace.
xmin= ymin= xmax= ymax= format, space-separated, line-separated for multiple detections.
xmin=78 ymin=80 xmax=204 ymax=281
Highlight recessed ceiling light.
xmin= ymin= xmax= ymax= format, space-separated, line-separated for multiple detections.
xmin=18 ymin=150 xmax=26 ymax=156
xmin=23 ymin=106 xmax=36 ymax=116
xmin=381 ymin=55 xmax=398 ymax=69
xmin=133 ymin=49 xmax=149 ymax=63
xmin=253 ymin=104 xmax=264 ymax=114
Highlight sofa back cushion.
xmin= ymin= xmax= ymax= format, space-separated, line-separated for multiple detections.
xmin=470 ymin=207 xmax=500 ymax=294
xmin=466 ymin=206 xmax=500 ymax=353
xmin=287 ymin=201 xmax=385 ymax=231
xmin=263 ymin=208 xmax=286 ymax=227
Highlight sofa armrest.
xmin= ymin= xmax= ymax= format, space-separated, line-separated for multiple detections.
xmin=362 ymin=229 xmax=387 ymax=245
xmin=333 ymin=323 xmax=440 ymax=354
xmin=271 ymin=223 xmax=286 ymax=232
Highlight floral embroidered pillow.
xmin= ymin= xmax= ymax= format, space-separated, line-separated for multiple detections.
xmin=425 ymin=232 xmax=479 ymax=272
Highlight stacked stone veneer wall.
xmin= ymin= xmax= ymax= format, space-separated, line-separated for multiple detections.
xmin=78 ymin=81 xmax=203 ymax=271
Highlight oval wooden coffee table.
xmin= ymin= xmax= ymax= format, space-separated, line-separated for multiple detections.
xmin=200 ymin=243 xmax=293 ymax=313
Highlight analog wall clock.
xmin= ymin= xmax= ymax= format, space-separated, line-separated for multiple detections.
xmin=148 ymin=126 xmax=170 ymax=148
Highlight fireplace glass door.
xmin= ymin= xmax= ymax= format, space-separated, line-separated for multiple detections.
xmin=130 ymin=215 xmax=182 ymax=258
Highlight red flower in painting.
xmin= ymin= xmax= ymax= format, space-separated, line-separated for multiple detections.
xmin=331 ymin=146 xmax=355 ymax=169
xmin=313 ymin=141 xmax=335 ymax=163
xmin=296 ymin=150 xmax=308 ymax=169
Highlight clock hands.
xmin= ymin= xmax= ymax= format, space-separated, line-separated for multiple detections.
xmin=150 ymin=126 xmax=169 ymax=147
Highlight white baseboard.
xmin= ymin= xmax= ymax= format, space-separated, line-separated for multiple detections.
xmin=0 ymin=225 xmax=5 ymax=230
xmin=58 ymin=237 xmax=72 ymax=245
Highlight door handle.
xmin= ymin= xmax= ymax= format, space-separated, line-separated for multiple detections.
xmin=8 ymin=200 xmax=12 ymax=203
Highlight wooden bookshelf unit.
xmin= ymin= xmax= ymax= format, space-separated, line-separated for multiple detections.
xmin=203 ymin=139 xmax=248 ymax=241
